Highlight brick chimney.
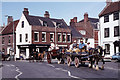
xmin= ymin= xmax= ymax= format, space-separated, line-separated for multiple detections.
xmin=7 ymin=16 xmax=13 ymax=25
xmin=73 ymin=17 xmax=77 ymax=23
xmin=23 ymin=8 xmax=29 ymax=15
xmin=106 ymin=0 xmax=112 ymax=6
xmin=84 ymin=12 xmax=88 ymax=23
xmin=44 ymin=11 xmax=50 ymax=18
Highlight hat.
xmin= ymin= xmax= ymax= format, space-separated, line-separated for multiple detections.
xmin=87 ymin=42 xmax=90 ymax=44
xmin=74 ymin=40 xmax=76 ymax=43
xmin=80 ymin=39 xmax=83 ymax=42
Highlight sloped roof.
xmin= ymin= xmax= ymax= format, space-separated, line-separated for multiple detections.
xmin=79 ymin=18 xmax=99 ymax=29
xmin=69 ymin=26 xmax=82 ymax=38
xmin=32 ymin=26 xmax=71 ymax=33
xmin=25 ymin=15 xmax=68 ymax=29
xmin=99 ymin=1 xmax=120 ymax=17
xmin=70 ymin=17 xmax=99 ymax=38
xmin=1 ymin=20 xmax=19 ymax=35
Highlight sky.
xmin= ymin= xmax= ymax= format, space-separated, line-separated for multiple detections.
xmin=0 ymin=1 xmax=107 ymax=26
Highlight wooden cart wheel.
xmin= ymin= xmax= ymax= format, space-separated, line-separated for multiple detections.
xmin=47 ymin=52 xmax=52 ymax=64
xmin=74 ymin=57 xmax=79 ymax=68
xmin=67 ymin=56 xmax=72 ymax=66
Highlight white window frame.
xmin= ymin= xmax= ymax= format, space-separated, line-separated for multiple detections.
xmin=42 ymin=32 xmax=46 ymax=42
xmin=34 ymin=32 xmax=39 ymax=42
xmin=79 ymin=30 xmax=86 ymax=35
xmin=63 ymin=33 xmax=66 ymax=43
xmin=67 ymin=34 xmax=71 ymax=43
xmin=20 ymin=34 xmax=22 ymax=43
xmin=58 ymin=33 xmax=62 ymax=43
xmin=39 ymin=19 xmax=43 ymax=26
xmin=25 ymin=33 xmax=28 ymax=42
xmin=50 ymin=33 xmax=54 ymax=42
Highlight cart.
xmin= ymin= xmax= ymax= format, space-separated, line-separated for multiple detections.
xmin=47 ymin=49 xmax=65 ymax=64
xmin=66 ymin=51 xmax=93 ymax=68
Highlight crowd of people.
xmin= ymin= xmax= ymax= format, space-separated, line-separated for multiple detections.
xmin=68 ymin=39 xmax=92 ymax=53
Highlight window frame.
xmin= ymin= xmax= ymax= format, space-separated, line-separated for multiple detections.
xmin=22 ymin=21 xmax=24 ymax=28
xmin=25 ymin=33 xmax=28 ymax=42
xmin=34 ymin=32 xmax=39 ymax=42
xmin=79 ymin=30 xmax=86 ymax=35
xmin=2 ymin=37 xmax=4 ymax=44
xmin=113 ymin=11 xmax=119 ymax=21
xmin=104 ymin=14 xmax=109 ymax=23
xmin=62 ymin=33 xmax=66 ymax=43
xmin=8 ymin=36 xmax=11 ymax=43
xmin=114 ymin=26 xmax=119 ymax=37
xmin=58 ymin=33 xmax=62 ymax=42
xmin=43 ymin=21 xmax=48 ymax=27
xmin=67 ymin=34 xmax=71 ymax=43
xmin=50 ymin=33 xmax=54 ymax=42
xmin=104 ymin=28 xmax=109 ymax=38
xmin=42 ymin=32 xmax=46 ymax=42
xmin=105 ymin=44 xmax=110 ymax=54
xmin=20 ymin=34 xmax=22 ymax=42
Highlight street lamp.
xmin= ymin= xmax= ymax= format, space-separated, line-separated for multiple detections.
xmin=5 ymin=15 xmax=15 ymax=61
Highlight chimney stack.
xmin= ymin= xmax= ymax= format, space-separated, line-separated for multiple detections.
xmin=7 ymin=16 xmax=13 ymax=25
xmin=23 ymin=8 xmax=29 ymax=15
xmin=44 ymin=11 xmax=50 ymax=18
xmin=73 ymin=17 xmax=77 ymax=23
xmin=84 ymin=12 xmax=88 ymax=23
xmin=106 ymin=0 xmax=112 ymax=6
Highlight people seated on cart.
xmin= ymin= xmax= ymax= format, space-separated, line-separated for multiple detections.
xmin=79 ymin=39 xmax=86 ymax=53
xmin=86 ymin=42 xmax=92 ymax=52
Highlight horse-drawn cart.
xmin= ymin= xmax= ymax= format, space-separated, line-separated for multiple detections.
xmin=47 ymin=49 xmax=65 ymax=64
xmin=66 ymin=51 xmax=94 ymax=68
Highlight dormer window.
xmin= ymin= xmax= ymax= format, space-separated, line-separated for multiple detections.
xmin=56 ymin=23 xmax=62 ymax=28
xmin=39 ymin=19 xmax=43 ymax=26
xmin=22 ymin=21 xmax=24 ymax=28
xmin=43 ymin=21 xmax=48 ymax=27
xmin=79 ymin=30 xmax=86 ymax=35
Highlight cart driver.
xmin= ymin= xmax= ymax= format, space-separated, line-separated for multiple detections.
xmin=79 ymin=39 xmax=86 ymax=52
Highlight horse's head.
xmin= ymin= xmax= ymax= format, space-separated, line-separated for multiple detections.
xmin=96 ymin=46 xmax=103 ymax=55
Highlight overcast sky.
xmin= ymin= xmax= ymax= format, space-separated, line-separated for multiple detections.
xmin=0 ymin=1 xmax=108 ymax=26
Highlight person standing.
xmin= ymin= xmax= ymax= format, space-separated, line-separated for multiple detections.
xmin=86 ymin=42 xmax=92 ymax=52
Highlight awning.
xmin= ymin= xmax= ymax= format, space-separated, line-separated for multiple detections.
xmin=17 ymin=44 xmax=50 ymax=48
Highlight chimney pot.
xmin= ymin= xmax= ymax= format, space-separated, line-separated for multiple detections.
xmin=73 ymin=17 xmax=77 ymax=23
xmin=23 ymin=8 xmax=29 ymax=15
xmin=7 ymin=16 xmax=13 ymax=25
xmin=84 ymin=12 xmax=88 ymax=23
xmin=106 ymin=0 xmax=112 ymax=6
xmin=44 ymin=11 xmax=50 ymax=18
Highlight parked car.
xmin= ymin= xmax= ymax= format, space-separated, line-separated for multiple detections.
xmin=112 ymin=52 xmax=120 ymax=61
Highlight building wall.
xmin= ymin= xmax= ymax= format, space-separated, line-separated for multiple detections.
xmin=94 ymin=29 xmax=99 ymax=48
xmin=1 ymin=34 xmax=14 ymax=55
xmin=32 ymin=31 xmax=71 ymax=47
xmin=16 ymin=13 xmax=32 ymax=58
xmin=99 ymin=11 xmax=120 ymax=57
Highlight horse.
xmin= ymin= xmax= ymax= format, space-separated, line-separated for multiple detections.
xmin=2 ymin=54 xmax=10 ymax=61
xmin=29 ymin=51 xmax=37 ymax=62
xmin=57 ymin=48 xmax=65 ymax=64
xmin=88 ymin=46 xmax=105 ymax=70
xmin=37 ymin=51 xmax=46 ymax=62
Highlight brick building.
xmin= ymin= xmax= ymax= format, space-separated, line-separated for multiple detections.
xmin=16 ymin=8 xmax=71 ymax=59
xmin=70 ymin=13 xmax=99 ymax=48
xmin=0 ymin=16 xmax=19 ymax=55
